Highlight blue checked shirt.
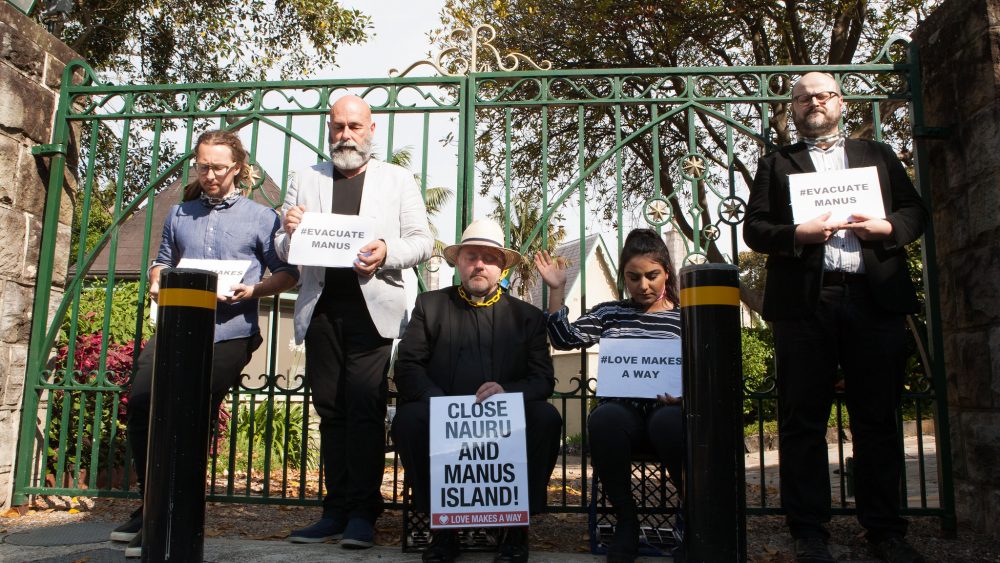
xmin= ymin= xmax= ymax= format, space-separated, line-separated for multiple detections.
xmin=153 ymin=195 xmax=299 ymax=342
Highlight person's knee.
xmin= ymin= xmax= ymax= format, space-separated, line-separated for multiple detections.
xmin=390 ymin=401 xmax=430 ymax=446
xmin=588 ymin=402 xmax=629 ymax=438
xmin=525 ymin=401 xmax=562 ymax=438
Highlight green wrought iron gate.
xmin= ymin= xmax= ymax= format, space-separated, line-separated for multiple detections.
xmin=12 ymin=26 xmax=954 ymax=530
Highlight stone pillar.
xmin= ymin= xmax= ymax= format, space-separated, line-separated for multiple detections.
xmin=913 ymin=0 xmax=1000 ymax=538
xmin=0 ymin=3 xmax=78 ymax=509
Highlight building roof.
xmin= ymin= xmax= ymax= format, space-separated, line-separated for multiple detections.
xmin=514 ymin=233 xmax=617 ymax=308
xmin=82 ymin=170 xmax=283 ymax=278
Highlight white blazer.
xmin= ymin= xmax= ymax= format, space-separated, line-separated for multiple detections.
xmin=275 ymin=159 xmax=433 ymax=343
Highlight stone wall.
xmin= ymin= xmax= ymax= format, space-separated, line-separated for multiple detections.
xmin=0 ymin=2 xmax=78 ymax=509
xmin=913 ymin=0 xmax=1000 ymax=538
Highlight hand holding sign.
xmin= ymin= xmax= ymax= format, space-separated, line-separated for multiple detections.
xmin=841 ymin=213 xmax=894 ymax=241
xmin=283 ymin=205 xmax=306 ymax=235
xmin=793 ymin=212 xmax=843 ymax=245
xmin=353 ymin=239 xmax=386 ymax=277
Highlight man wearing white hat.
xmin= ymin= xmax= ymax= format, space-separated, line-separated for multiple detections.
xmin=391 ymin=219 xmax=562 ymax=563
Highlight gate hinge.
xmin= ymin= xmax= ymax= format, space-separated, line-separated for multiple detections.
xmin=31 ymin=143 xmax=67 ymax=156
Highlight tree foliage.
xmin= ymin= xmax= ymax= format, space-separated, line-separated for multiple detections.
xmin=434 ymin=0 xmax=938 ymax=311
xmin=46 ymin=0 xmax=371 ymax=84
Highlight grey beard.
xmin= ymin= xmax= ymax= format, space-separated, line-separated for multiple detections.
xmin=330 ymin=141 xmax=372 ymax=171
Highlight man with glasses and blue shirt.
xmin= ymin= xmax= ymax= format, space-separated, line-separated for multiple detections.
xmin=745 ymin=72 xmax=927 ymax=563
xmin=110 ymin=129 xmax=299 ymax=558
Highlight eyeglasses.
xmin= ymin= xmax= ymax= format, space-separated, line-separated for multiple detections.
xmin=792 ymin=91 xmax=841 ymax=105
xmin=194 ymin=162 xmax=237 ymax=176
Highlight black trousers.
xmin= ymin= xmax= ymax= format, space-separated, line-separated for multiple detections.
xmin=588 ymin=401 xmax=684 ymax=516
xmin=773 ymin=281 xmax=908 ymax=542
xmin=391 ymin=398 xmax=562 ymax=515
xmin=305 ymin=299 xmax=392 ymax=523
xmin=127 ymin=333 xmax=261 ymax=495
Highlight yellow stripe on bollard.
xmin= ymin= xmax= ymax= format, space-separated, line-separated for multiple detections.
xmin=679 ymin=286 xmax=740 ymax=308
xmin=158 ymin=288 xmax=217 ymax=310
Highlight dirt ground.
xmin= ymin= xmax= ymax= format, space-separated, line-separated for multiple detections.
xmin=3 ymin=495 xmax=1000 ymax=562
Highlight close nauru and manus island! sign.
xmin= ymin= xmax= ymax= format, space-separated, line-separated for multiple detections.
xmin=429 ymin=393 xmax=529 ymax=529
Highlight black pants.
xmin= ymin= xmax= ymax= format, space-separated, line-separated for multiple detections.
xmin=126 ymin=333 xmax=261 ymax=495
xmin=773 ymin=281 xmax=908 ymax=542
xmin=588 ymin=401 xmax=684 ymax=517
xmin=392 ymin=398 xmax=562 ymax=515
xmin=305 ymin=299 xmax=392 ymax=523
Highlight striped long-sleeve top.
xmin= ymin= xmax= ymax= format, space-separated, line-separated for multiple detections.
xmin=544 ymin=299 xmax=682 ymax=410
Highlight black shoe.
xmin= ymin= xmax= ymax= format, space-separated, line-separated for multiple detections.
xmin=870 ymin=536 xmax=925 ymax=563
xmin=607 ymin=513 xmax=638 ymax=563
xmin=422 ymin=530 xmax=460 ymax=563
xmin=110 ymin=508 xmax=143 ymax=542
xmin=124 ymin=532 xmax=142 ymax=558
xmin=794 ymin=537 xmax=835 ymax=563
xmin=494 ymin=527 xmax=529 ymax=563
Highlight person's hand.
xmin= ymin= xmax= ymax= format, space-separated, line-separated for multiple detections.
xmin=475 ymin=382 xmax=505 ymax=403
xmin=793 ymin=212 xmax=843 ymax=244
xmin=283 ymin=205 xmax=306 ymax=236
xmin=221 ymin=283 xmax=255 ymax=303
xmin=354 ymin=239 xmax=387 ymax=277
xmin=533 ymin=250 xmax=567 ymax=290
xmin=656 ymin=393 xmax=681 ymax=405
xmin=841 ymin=213 xmax=893 ymax=241
xmin=149 ymin=282 xmax=160 ymax=304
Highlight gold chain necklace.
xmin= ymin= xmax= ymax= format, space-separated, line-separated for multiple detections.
xmin=457 ymin=286 xmax=502 ymax=307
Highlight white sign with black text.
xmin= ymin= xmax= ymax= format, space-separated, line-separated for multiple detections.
xmin=287 ymin=212 xmax=374 ymax=268
xmin=596 ymin=338 xmax=683 ymax=399
xmin=429 ymin=393 xmax=529 ymax=529
xmin=789 ymin=166 xmax=886 ymax=224
xmin=176 ymin=258 xmax=251 ymax=297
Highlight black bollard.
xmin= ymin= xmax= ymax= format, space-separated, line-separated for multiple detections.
xmin=679 ymin=263 xmax=746 ymax=563
xmin=142 ymin=268 xmax=217 ymax=562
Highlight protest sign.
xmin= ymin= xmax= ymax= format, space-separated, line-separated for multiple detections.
xmin=176 ymin=258 xmax=251 ymax=297
xmin=287 ymin=212 xmax=374 ymax=268
xmin=789 ymin=166 xmax=885 ymax=224
xmin=429 ymin=393 xmax=529 ymax=529
xmin=596 ymin=338 xmax=682 ymax=399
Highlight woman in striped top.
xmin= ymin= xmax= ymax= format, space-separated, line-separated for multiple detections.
xmin=534 ymin=228 xmax=682 ymax=563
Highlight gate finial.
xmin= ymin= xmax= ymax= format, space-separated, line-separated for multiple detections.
xmin=389 ymin=24 xmax=552 ymax=77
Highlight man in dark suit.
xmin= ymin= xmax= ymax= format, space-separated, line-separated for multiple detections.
xmin=744 ymin=72 xmax=927 ymax=563
xmin=392 ymin=219 xmax=562 ymax=563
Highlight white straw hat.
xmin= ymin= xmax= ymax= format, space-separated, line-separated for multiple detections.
xmin=442 ymin=219 xmax=523 ymax=270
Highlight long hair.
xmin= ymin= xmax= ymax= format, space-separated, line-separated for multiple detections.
xmin=617 ymin=228 xmax=680 ymax=307
xmin=183 ymin=129 xmax=255 ymax=201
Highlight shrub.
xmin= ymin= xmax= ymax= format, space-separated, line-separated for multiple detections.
xmin=226 ymin=401 xmax=318 ymax=473
xmin=742 ymin=327 xmax=776 ymax=423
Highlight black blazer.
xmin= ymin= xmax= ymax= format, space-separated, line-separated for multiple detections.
xmin=743 ymin=139 xmax=927 ymax=321
xmin=393 ymin=287 xmax=556 ymax=403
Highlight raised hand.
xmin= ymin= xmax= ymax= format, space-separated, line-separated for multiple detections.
xmin=533 ymin=250 xmax=568 ymax=290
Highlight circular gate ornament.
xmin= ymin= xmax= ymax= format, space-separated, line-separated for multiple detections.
xmin=718 ymin=196 xmax=747 ymax=225
xmin=643 ymin=196 xmax=672 ymax=227
xmin=684 ymin=252 xmax=709 ymax=265
xmin=702 ymin=223 xmax=721 ymax=241
xmin=679 ymin=153 xmax=708 ymax=181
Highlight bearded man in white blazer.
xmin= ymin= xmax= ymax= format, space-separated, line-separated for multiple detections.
xmin=276 ymin=95 xmax=433 ymax=549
